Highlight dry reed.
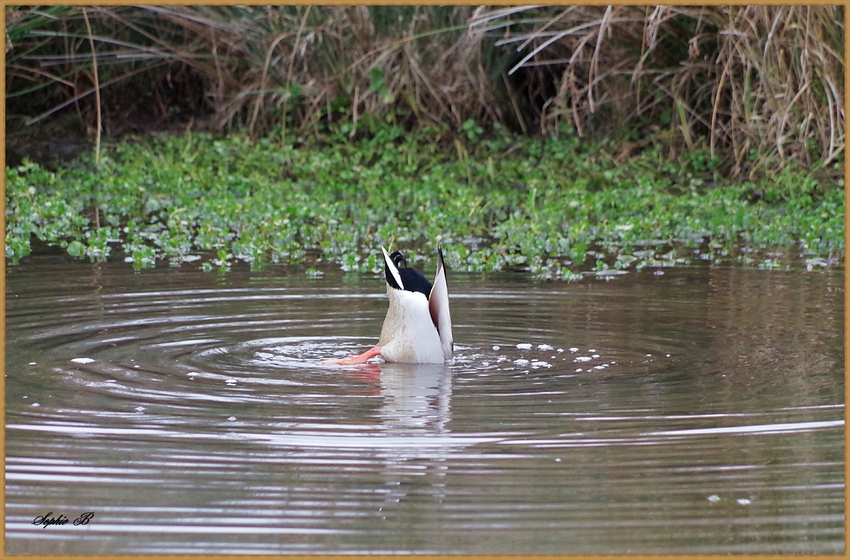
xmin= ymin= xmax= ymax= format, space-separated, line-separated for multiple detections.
xmin=6 ymin=5 xmax=844 ymax=177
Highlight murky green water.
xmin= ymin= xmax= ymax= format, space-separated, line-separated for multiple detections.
xmin=5 ymin=256 xmax=844 ymax=554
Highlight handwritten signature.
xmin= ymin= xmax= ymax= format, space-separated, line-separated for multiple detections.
xmin=32 ymin=512 xmax=94 ymax=528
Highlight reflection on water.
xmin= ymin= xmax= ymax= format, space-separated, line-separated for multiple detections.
xmin=5 ymin=256 xmax=844 ymax=554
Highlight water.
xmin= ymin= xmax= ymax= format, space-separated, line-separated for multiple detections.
xmin=6 ymin=255 xmax=844 ymax=554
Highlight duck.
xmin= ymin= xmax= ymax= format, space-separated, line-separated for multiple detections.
xmin=328 ymin=247 xmax=453 ymax=364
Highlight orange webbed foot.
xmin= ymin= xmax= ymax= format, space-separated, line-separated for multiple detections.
xmin=322 ymin=345 xmax=382 ymax=365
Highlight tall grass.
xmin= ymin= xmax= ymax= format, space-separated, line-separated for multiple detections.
xmin=469 ymin=5 xmax=844 ymax=175
xmin=6 ymin=5 xmax=844 ymax=177
xmin=6 ymin=6 xmax=497 ymax=139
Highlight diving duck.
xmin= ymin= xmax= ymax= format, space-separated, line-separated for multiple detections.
xmin=329 ymin=247 xmax=453 ymax=364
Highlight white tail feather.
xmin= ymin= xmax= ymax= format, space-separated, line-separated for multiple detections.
xmin=382 ymin=246 xmax=404 ymax=290
xmin=429 ymin=247 xmax=453 ymax=361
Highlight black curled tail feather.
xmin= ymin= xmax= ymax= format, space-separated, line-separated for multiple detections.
xmin=389 ymin=251 xmax=408 ymax=269
xmin=384 ymin=250 xmax=432 ymax=297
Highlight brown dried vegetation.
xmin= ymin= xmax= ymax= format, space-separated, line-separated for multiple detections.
xmin=6 ymin=5 xmax=844 ymax=177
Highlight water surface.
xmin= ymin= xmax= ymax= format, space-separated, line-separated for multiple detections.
xmin=6 ymin=256 xmax=844 ymax=554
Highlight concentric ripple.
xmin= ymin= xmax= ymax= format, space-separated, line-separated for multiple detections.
xmin=6 ymin=257 xmax=845 ymax=554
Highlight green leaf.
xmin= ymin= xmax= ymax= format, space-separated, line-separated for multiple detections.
xmin=67 ymin=240 xmax=85 ymax=257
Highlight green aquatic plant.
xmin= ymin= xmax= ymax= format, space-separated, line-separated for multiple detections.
xmin=4 ymin=125 xmax=844 ymax=278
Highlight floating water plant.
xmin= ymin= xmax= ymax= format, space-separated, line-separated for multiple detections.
xmin=5 ymin=126 xmax=844 ymax=277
